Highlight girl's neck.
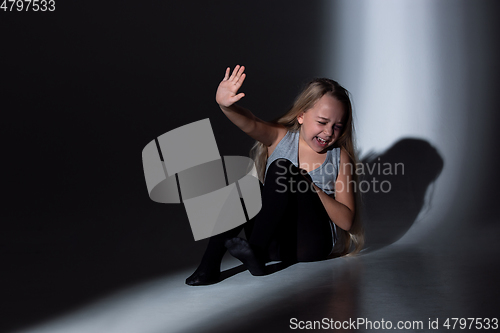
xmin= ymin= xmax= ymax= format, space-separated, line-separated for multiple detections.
xmin=298 ymin=130 xmax=327 ymax=173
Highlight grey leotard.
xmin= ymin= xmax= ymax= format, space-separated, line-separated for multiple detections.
xmin=265 ymin=130 xmax=341 ymax=194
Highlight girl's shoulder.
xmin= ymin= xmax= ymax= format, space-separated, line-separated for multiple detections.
xmin=338 ymin=147 xmax=352 ymax=164
xmin=266 ymin=125 xmax=289 ymax=158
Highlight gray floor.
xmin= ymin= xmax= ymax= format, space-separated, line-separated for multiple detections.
xmin=15 ymin=219 xmax=500 ymax=333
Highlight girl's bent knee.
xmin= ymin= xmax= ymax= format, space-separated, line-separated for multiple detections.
xmin=266 ymin=159 xmax=299 ymax=179
xmin=266 ymin=159 xmax=309 ymax=184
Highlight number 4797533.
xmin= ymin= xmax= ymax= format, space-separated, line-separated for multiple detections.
xmin=1 ymin=0 xmax=55 ymax=11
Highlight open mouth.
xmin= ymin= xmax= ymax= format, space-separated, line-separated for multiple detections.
xmin=315 ymin=136 xmax=329 ymax=147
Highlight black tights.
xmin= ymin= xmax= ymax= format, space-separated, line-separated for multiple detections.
xmin=189 ymin=159 xmax=333 ymax=280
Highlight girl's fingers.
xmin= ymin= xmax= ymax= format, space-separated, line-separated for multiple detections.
xmin=223 ymin=67 xmax=230 ymax=81
xmin=229 ymin=65 xmax=240 ymax=81
xmin=236 ymin=73 xmax=246 ymax=86
xmin=235 ymin=66 xmax=245 ymax=83
xmin=230 ymin=92 xmax=245 ymax=104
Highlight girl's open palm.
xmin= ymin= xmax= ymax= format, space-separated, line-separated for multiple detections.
xmin=216 ymin=65 xmax=246 ymax=108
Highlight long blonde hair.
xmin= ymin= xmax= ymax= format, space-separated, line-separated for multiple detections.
xmin=249 ymin=78 xmax=364 ymax=256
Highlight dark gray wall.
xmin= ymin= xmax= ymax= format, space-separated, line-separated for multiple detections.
xmin=1 ymin=1 xmax=327 ymax=331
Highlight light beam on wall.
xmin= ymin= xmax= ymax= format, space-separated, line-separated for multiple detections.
xmin=322 ymin=0 xmax=470 ymax=242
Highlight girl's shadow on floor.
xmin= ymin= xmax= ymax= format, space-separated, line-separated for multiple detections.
xmin=359 ymin=138 xmax=444 ymax=252
xmin=220 ymin=138 xmax=444 ymax=278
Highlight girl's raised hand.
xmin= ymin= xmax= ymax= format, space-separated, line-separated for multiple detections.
xmin=216 ymin=65 xmax=246 ymax=108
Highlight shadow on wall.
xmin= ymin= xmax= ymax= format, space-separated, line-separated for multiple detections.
xmin=359 ymin=138 xmax=444 ymax=251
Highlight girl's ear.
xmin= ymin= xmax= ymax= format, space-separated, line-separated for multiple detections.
xmin=297 ymin=112 xmax=304 ymax=125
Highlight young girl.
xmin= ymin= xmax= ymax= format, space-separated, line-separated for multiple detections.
xmin=186 ymin=65 xmax=364 ymax=286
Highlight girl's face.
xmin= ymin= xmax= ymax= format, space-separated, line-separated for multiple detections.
xmin=297 ymin=94 xmax=345 ymax=153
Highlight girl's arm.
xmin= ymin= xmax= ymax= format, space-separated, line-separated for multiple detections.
xmin=216 ymin=65 xmax=286 ymax=147
xmin=310 ymin=148 xmax=355 ymax=231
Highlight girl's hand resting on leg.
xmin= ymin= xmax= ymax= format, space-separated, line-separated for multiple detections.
xmin=216 ymin=65 xmax=246 ymax=108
